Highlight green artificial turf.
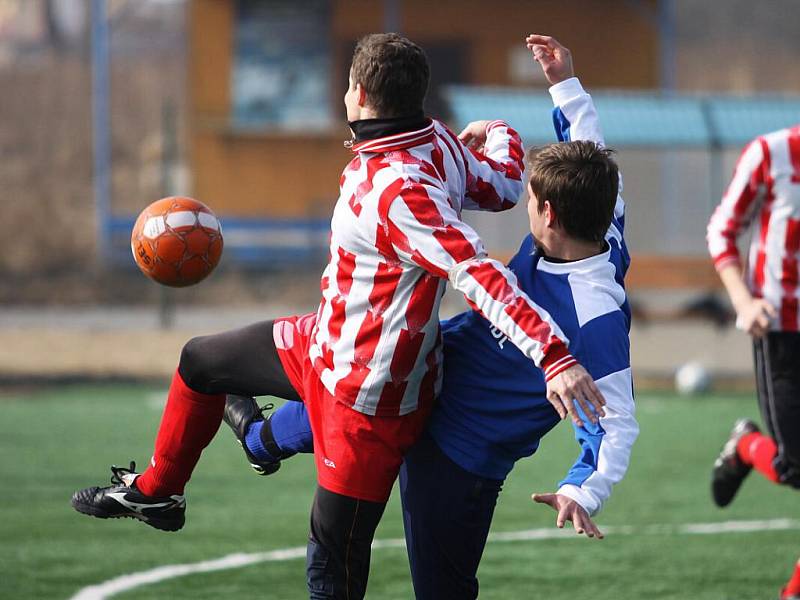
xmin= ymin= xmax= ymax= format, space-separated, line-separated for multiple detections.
xmin=0 ymin=386 xmax=797 ymax=599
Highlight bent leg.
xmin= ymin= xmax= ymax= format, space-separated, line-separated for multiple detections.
xmin=136 ymin=320 xmax=296 ymax=496
xmin=400 ymin=434 xmax=502 ymax=600
xmin=270 ymin=400 xmax=314 ymax=455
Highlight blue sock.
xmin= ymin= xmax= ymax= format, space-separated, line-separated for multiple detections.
xmin=244 ymin=421 xmax=279 ymax=462
xmin=270 ymin=402 xmax=314 ymax=455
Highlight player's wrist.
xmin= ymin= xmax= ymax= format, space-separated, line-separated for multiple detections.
xmin=541 ymin=344 xmax=577 ymax=381
xmin=548 ymin=77 xmax=584 ymax=105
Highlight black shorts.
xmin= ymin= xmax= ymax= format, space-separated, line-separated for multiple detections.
xmin=753 ymin=331 xmax=800 ymax=487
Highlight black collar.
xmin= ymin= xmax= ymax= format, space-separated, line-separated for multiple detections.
xmin=348 ymin=113 xmax=429 ymax=143
xmin=537 ymin=240 xmax=610 ymax=263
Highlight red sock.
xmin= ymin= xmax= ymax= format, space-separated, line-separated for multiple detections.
xmin=135 ymin=370 xmax=225 ymax=496
xmin=782 ymin=559 xmax=800 ymax=598
xmin=736 ymin=431 xmax=780 ymax=483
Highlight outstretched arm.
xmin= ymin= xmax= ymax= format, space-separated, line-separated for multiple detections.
xmin=382 ymin=181 xmax=606 ymax=425
xmin=527 ymin=34 xmax=638 ymax=532
xmin=529 ymin=34 xmax=627 ymax=241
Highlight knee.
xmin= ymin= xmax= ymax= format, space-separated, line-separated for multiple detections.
xmin=178 ymin=336 xmax=217 ymax=393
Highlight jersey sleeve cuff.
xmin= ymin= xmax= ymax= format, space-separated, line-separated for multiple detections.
xmin=712 ymin=252 xmax=741 ymax=272
xmin=541 ymin=344 xmax=577 ymax=381
xmin=556 ymin=483 xmax=601 ymax=516
xmin=548 ymin=77 xmax=585 ymax=106
xmin=485 ymin=119 xmax=507 ymax=134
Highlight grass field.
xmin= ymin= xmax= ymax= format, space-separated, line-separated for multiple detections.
xmin=1 ymin=385 xmax=798 ymax=599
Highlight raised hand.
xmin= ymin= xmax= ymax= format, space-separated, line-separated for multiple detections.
xmin=525 ymin=34 xmax=574 ymax=85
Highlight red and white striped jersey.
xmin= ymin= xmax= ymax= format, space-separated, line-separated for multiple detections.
xmin=707 ymin=125 xmax=800 ymax=331
xmin=309 ymin=118 xmax=576 ymax=416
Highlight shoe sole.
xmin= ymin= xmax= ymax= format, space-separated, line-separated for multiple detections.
xmin=70 ymin=497 xmax=184 ymax=532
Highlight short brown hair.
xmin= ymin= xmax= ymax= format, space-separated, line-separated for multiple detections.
xmin=350 ymin=33 xmax=429 ymax=117
xmin=527 ymin=141 xmax=619 ymax=244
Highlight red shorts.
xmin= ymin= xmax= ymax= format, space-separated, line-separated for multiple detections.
xmin=273 ymin=313 xmax=431 ymax=503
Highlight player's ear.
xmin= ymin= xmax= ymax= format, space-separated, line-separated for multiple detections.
xmin=356 ymin=83 xmax=367 ymax=108
xmin=544 ymin=200 xmax=557 ymax=227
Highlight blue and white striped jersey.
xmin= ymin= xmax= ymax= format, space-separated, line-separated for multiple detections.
xmin=426 ymin=78 xmax=638 ymax=516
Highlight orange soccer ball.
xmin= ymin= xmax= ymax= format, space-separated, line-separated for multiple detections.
xmin=131 ymin=196 xmax=223 ymax=287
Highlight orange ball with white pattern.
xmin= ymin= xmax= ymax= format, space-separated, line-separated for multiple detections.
xmin=131 ymin=197 xmax=223 ymax=287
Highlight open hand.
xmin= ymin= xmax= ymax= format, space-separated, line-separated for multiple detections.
xmin=545 ymin=363 xmax=605 ymax=428
xmin=525 ymin=34 xmax=574 ymax=85
xmin=532 ymin=492 xmax=604 ymax=539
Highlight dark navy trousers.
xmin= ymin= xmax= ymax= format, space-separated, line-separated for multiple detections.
xmin=400 ymin=433 xmax=503 ymax=600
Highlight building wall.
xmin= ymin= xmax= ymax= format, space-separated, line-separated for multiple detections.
xmin=188 ymin=0 xmax=659 ymax=218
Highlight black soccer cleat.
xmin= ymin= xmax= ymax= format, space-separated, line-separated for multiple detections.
xmin=711 ymin=419 xmax=760 ymax=507
xmin=223 ymin=395 xmax=281 ymax=476
xmin=71 ymin=462 xmax=186 ymax=531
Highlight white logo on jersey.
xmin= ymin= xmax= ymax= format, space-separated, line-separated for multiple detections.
xmin=489 ymin=325 xmax=508 ymax=349
xmin=323 ymin=458 xmax=336 ymax=469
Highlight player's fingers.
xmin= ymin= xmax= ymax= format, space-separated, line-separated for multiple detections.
xmin=458 ymin=128 xmax=474 ymax=143
xmin=526 ymin=34 xmax=555 ymax=49
xmin=579 ymin=512 xmax=603 ymax=539
xmin=580 ymin=381 xmax=606 ymax=418
xmin=546 ymin=391 xmax=567 ymax=420
xmin=556 ymin=504 xmax=569 ymax=529
xmin=561 ymin=396 xmax=584 ymax=428
xmin=574 ymin=393 xmax=598 ymax=426
xmin=583 ymin=378 xmax=606 ymax=408
xmin=763 ymin=301 xmax=778 ymax=319
xmin=588 ymin=520 xmax=604 ymax=539
xmin=532 ymin=493 xmax=557 ymax=509
xmin=572 ymin=511 xmax=588 ymax=536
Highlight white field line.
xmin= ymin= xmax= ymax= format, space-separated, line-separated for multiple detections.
xmin=70 ymin=517 xmax=800 ymax=600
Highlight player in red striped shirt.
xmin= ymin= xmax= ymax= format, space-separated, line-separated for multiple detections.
xmin=707 ymin=124 xmax=800 ymax=600
xmin=72 ymin=33 xmax=605 ymax=599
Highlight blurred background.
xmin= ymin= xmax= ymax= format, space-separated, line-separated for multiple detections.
xmin=2 ymin=0 xmax=800 ymax=390
xmin=3 ymin=3 xmax=800 ymax=599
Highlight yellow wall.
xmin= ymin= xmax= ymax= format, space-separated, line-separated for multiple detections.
xmin=189 ymin=0 xmax=658 ymax=217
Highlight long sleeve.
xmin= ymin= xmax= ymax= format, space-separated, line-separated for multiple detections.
xmin=381 ymin=180 xmax=576 ymax=379
xmin=706 ymin=139 xmax=768 ymax=271
xmin=457 ymin=120 xmax=526 ymax=212
xmin=548 ymin=79 xmax=637 ymax=514
xmin=557 ymin=367 xmax=638 ymax=516
xmin=550 ymin=77 xmax=626 ymax=235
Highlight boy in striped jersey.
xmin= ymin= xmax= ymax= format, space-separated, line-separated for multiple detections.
xmin=72 ymin=33 xmax=604 ymax=600
xmin=231 ymin=34 xmax=638 ymax=598
xmin=707 ymin=120 xmax=800 ymax=600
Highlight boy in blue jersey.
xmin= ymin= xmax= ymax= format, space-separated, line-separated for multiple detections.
xmin=224 ymin=34 xmax=637 ymax=598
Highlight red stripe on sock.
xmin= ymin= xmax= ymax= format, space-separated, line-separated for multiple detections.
xmin=736 ymin=431 xmax=780 ymax=483
xmin=135 ymin=370 xmax=225 ymax=496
